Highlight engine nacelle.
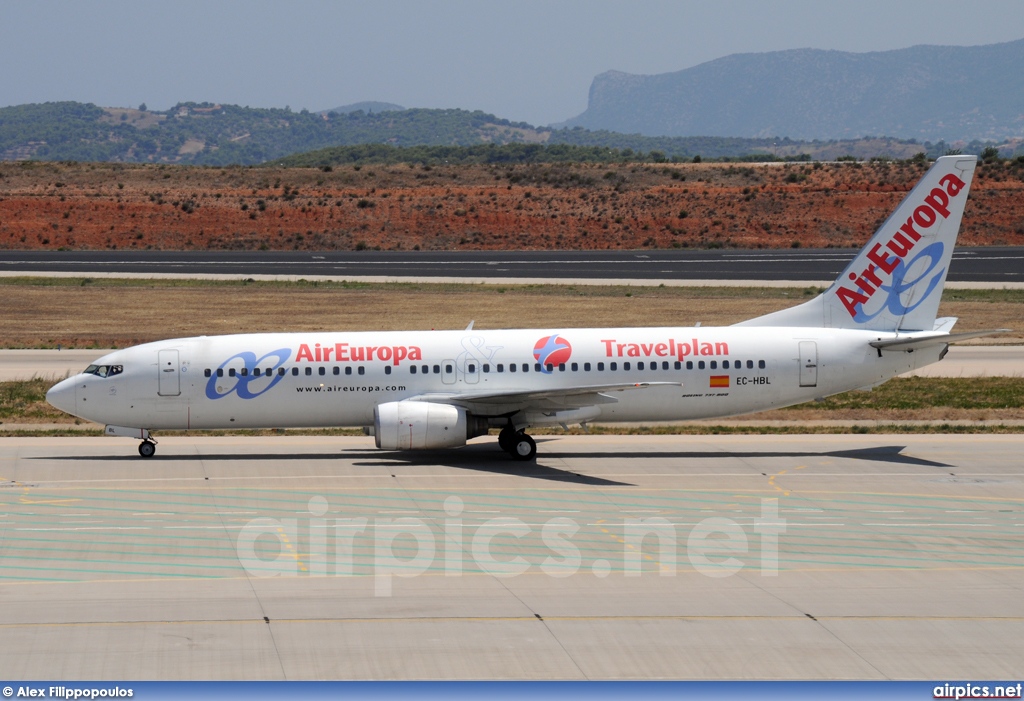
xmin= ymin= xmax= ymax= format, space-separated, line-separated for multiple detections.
xmin=374 ymin=401 xmax=485 ymax=451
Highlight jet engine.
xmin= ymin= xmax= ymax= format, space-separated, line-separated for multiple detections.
xmin=373 ymin=401 xmax=488 ymax=450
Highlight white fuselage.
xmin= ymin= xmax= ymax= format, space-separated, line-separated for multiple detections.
xmin=47 ymin=326 xmax=942 ymax=431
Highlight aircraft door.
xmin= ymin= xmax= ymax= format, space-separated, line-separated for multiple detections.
xmin=798 ymin=341 xmax=818 ymax=388
xmin=158 ymin=349 xmax=181 ymax=396
xmin=441 ymin=359 xmax=456 ymax=385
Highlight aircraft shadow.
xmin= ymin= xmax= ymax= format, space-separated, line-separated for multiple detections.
xmin=32 ymin=443 xmax=633 ymax=487
xmin=32 ymin=444 xmax=950 ymax=487
xmin=539 ymin=445 xmax=953 ymax=469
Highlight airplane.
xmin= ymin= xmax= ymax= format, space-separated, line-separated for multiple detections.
xmin=46 ymin=155 xmax=1008 ymax=461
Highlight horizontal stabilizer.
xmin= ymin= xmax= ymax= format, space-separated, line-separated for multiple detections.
xmin=870 ymin=329 xmax=1012 ymax=351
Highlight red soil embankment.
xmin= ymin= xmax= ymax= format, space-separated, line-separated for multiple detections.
xmin=1 ymin=160 xmax=1022 ymax=251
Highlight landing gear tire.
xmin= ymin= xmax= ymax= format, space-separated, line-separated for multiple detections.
xmin=498 ymin=426 xmax=516 ymax=453
xmin=138 ymin=441 xmax=156 ymax=458
xmin=510 ymin=433 xmax=537 ymax=461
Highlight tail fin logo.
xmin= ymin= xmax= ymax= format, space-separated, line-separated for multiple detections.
xmin=835 ymin=172 xmax=966 ymax=320
xmin=851 ymin=242 xmax=944 ymax=323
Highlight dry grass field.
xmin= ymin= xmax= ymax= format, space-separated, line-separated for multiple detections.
xmin=2 ymin=278 xmax=1021 ymax=348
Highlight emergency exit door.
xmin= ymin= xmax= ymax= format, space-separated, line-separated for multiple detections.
xmin=798 ymin=341 xmax=818 ymax=388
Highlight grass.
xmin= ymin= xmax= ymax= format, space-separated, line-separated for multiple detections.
xmin=782 ymin=377 xmax=1024 ymax=411
xmin=0 ymin=377 xmax=69 ymax=422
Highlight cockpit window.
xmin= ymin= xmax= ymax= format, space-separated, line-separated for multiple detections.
xmin=83 ymin=364 xmax=123 ymax=378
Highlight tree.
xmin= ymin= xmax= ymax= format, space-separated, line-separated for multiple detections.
xmin=138 ymin=103 xmax=147 ymax=112
xmin=981 ymin=146 xmax=1000 ymax=163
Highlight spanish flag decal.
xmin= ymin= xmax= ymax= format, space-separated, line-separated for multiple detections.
xmin=709 ymin=375 xmax=730 ymax=388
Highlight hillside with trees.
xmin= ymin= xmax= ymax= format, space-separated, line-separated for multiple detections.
xmin=3 ymin=101 xmax=1018 ymax=168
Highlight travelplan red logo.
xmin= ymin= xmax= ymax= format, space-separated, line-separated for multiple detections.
xmin=835 ymin=172 xmax=966 ymax=320
xmin=533 ymin=335 xmax=572 ymax=370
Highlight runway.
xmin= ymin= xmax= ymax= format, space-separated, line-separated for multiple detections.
xmin=1 ymin=434 xmax=1022 ymax=679
xmin=2 ymin=247 xmax=1023 ymax=286
xmin=1 ymin=345 xmax=1018 ymax=382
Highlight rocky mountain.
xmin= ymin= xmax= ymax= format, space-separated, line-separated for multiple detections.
xmin=561 ymin=39 xmax=1024 ymax=142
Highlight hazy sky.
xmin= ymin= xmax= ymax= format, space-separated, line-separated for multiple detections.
xmin=3 ymin=1 xmax=1023 ymax=126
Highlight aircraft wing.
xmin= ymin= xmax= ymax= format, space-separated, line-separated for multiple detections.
xmin=407 ymin=381 xmax=682 ymax=414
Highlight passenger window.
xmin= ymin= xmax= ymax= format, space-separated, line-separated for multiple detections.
xmin=410 ymin=365 xmax=417 ymax=374
xmin=638 ymin=362 xmax=645 ymax=370
xmin=304 ymin=367 xmax=312 ymax=376
xmin=698 ymin=361 xmax=705 ymax=370
xmin=523 ymin=364 xmax=529 ymax=372
xmin=535 ymin=363 xmax=542 ymax=372
xmin=610 ymin=362 xmax=617 ymax=371
xmin=468 ymin=364 xmax=475 ymax=373
xmin=623 ymin=362 xmax=631 ymax=371
xmin=240 ymin=368 xmax=248 ymax=377
xmin=723 ymin=360 xmax=729 ymax=369
xmin=509 ymin=363 xmax=516 ymax=373
xmin=710 ymin=361 xmax=717 ymax=370
xmin=687 ymin=361 xmax=693 ymax=370
xmin=583 ymin=362 xmax=590 ymax=371
xmin=278 ymin=368 xmax=286 ymax=376
xmin=204 ymin=369 xmax=211 ymax=377
xmin=265 ymin=368 xmax=272 ymax=376
xmin=483 ymin=364 xmax=490 ymax=373
xmin=346 ymin=367 xmax=353 ymax=375
xmin=546 ymin=363 xmax=553 ymax=373
xmin=445 ymin=364 xmax=453 ymax=374
xmin=433 ymin=365 xmax=440 ymax=374
xmin=292 ymin=368 xmax=299 ymax=376
xmin=597 ymin=362 xmax=604 ymax=371
xmin=333 ymin=367 xmax=340 ymax=375
xmin=497 ymin=364 xmax=504 ymax=372
xmin=747 ymin=360 xmax=754 ymax=369
xmin=421 ymin=365 xmax=428 ymax=374
xmin=229 ymin=368 xmax=236 ymax=377
xmin=358 ymin=366 xmax=365 ymax=375
xmin=385 ymin=366 xmax=391 ymax=375
xmin=318 ymin=367 xmax=326 ymax=376
xmin=759 ymin=360 xmax=766 ymax=369
xmin=674 ymin=361 xmax=681 ymax=370
xmin=217 ymin=368 xmax=224 ymax=377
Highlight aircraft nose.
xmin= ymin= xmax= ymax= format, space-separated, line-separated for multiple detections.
xmin=46 ymin=377 xmax=77 ymax=416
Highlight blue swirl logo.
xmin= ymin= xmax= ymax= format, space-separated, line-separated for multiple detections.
xmin=206 ymin=348 xmax=291 ymax=400
xmin=853 ymin=242 xmax=945 ymax=323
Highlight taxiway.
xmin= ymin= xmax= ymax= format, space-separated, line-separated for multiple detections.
xmin=0 ymin=434 xmax=1021 ymax=679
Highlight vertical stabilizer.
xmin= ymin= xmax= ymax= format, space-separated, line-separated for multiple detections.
xmin=737 ymin=155 xmax=977 ymax=331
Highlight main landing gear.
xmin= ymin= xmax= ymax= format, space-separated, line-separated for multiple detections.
xmin=498 ymin=426 xmax=537 ymax=461
xmin=138 ymin=440 xmax=157 ymax=458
